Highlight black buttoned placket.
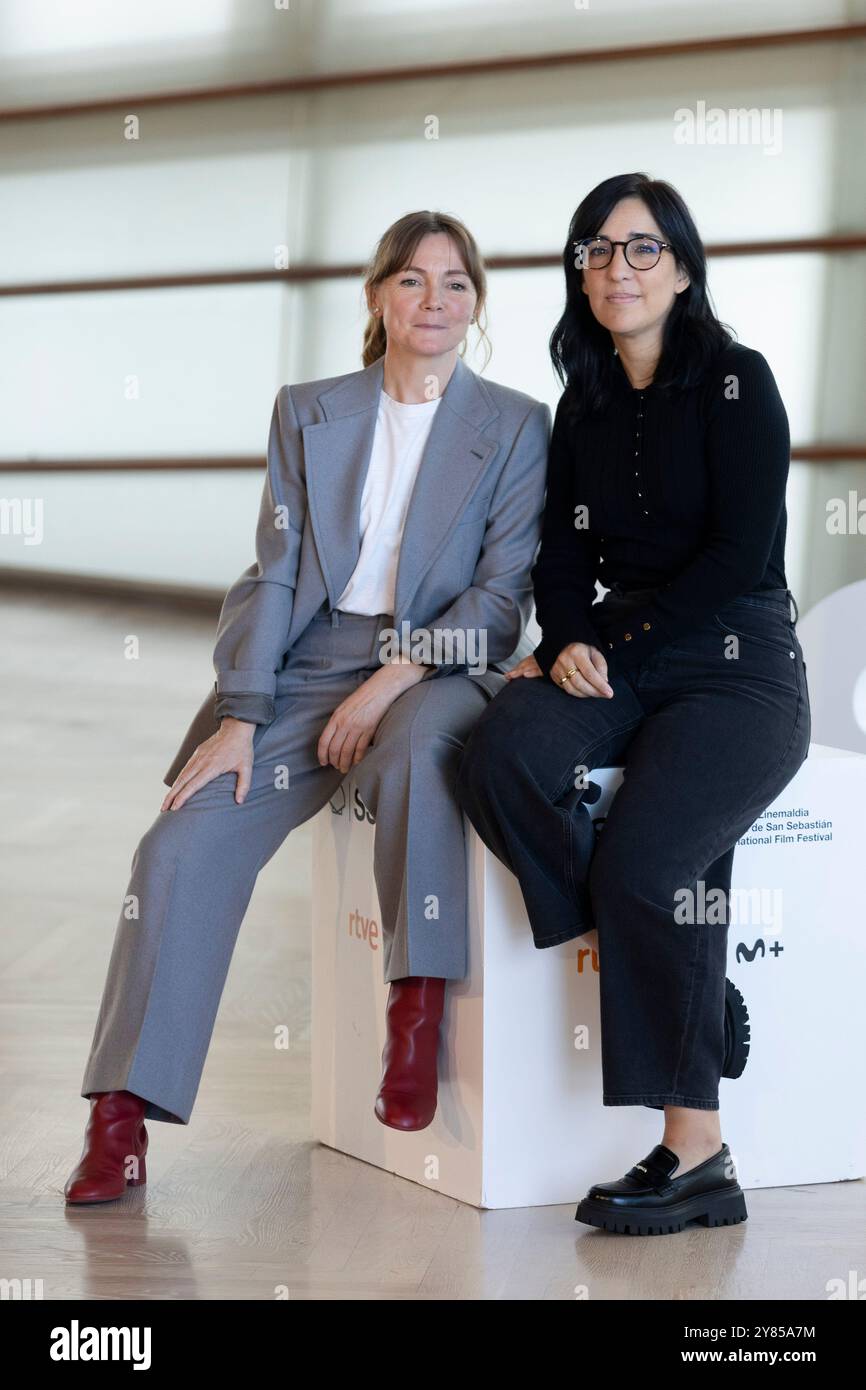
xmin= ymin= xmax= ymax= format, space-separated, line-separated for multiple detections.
xmin=606 ymin=388 xmax=653 ymax=659
xmin=635 ymin=390 xmax=648 ymax=518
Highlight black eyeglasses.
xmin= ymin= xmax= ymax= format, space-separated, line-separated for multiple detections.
xmin=574 ymin=236 xmax=675 ymax=271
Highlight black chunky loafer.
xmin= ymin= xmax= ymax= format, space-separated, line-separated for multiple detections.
xmin=575 ymin=1141 xmax=748 ymax=1235
xmin=723 ymin=977 xmax=751 ymax=1078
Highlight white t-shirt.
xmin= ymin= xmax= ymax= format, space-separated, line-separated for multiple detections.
xmin=336 ymin=386 xmax=442 ymax=615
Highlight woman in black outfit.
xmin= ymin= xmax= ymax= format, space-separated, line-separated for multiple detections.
xmin=455 ymin=173 xmax=811 ymax=1235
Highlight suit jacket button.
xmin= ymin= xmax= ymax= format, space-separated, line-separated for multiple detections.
xmin=624 ymin=632 xmax=632 ymax=641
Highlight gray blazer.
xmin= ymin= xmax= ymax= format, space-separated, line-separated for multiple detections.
xmin=163 ymin=352 xmax=551 ymax=785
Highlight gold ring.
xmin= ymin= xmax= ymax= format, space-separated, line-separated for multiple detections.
xmin=559 ymin=666 xmax=578 ymax=685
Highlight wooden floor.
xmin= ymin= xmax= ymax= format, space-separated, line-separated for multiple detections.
xmin=1 ymin=588 xmax=863 ymax=1301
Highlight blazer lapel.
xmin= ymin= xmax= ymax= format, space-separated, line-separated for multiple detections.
xmin=301 ymin=359 xmax=383 ymax=611
xmin=302 ymin=353 xmax=500 ymax=618
xmin=393 ymin=356 xmax=500 ymax=615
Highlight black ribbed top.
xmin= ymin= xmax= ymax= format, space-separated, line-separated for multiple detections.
xmin=531 ymin=342 xmax=791 ymax=677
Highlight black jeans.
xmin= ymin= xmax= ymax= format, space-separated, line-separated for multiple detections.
xmin=455 ymin=586 xmax=811 ymax=1111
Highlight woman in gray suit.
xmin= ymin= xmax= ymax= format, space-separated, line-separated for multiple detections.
xmin=65 ymin=210 xmax=551 ymax=1202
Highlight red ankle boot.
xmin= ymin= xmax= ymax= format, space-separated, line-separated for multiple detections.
xmin=64 ymin=1090 xmax=148 ymax=1204
xmin=374 ymin=976 xmax=446 ymax=1131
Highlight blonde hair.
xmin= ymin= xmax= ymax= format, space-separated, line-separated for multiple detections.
xmin=361 ymin=210 xmax=491 ymax=370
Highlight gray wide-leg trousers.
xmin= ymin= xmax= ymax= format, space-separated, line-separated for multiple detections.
xmin=80 ymin=606 xmax=493 ymax=1124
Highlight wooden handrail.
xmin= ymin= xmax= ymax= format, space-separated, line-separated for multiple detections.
xmin=1 ymin=24 xmax=864 ymax=122
xmin=1 ymin=445 xmax=864 ymax=474
xmin=2 ymin=235 xmax=866 ymax=299
xmin=0 ymin=565 xmax=224 ymax=611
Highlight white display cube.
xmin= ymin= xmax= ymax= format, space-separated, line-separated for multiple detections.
xmin=311 ymin=744 xmax=866 ymax=1208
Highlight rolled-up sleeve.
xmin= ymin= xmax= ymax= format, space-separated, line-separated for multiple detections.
xmin=213 ymin=689 xmax=275 ymax=726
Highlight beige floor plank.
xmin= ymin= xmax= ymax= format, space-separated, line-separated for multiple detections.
xmin=1 ymin=588 xmax=863 ymax=1301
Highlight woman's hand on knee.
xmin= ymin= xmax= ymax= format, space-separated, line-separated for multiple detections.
xmin=161 ymin=718 xmax=256 ymax=811
xmin=551 ymin=643 xmax=613 ymax=698
xmin=504 ymin=655 xmax=543 ymax=679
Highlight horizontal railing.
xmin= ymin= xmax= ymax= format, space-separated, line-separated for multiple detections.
xmin=1 ymin=23 xmax=864 ymax=122
xmin=1 ymin=446 xmax=864 ymax=473
xmin=2 ymin=235 xmax=865 ymax=300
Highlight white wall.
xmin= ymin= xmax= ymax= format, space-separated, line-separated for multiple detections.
xmin=0 ymin=4 xmax=863 ymax=611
